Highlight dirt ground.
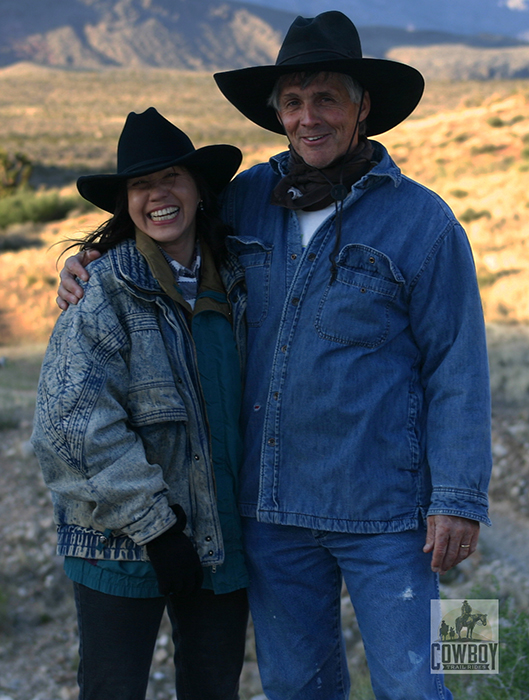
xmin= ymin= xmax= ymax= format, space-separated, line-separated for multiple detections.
xmin=0 ymin=321 xmax=528 ymax=700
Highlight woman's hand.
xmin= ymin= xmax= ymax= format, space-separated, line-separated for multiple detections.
xmin=146 ymin=506 xmax=204 ymax=597
xmin=56 ymin=249 xmax=101 ymax=310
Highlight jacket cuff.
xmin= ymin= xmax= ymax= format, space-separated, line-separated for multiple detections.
xmin=427 ymin=487 xmax=492 ymax=526
xmin=126 ymin=504 xmax=178 ymax=546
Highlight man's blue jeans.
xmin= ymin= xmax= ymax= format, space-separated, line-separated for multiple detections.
xmin=243 ymin=518 xmax=453 ymax=700
xmin=73 ymin=583 xmax=248 ymax=700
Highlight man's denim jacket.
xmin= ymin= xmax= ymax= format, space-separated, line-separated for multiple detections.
xmin=222 ymin=141 xmax=492 ymax=534
xmin=32 ymin=237 xmax=246 ymax=563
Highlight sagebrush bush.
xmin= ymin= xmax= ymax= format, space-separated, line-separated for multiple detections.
xmin=446 ymin=603 xmax=529 ymax=700
xmin=460 ymin=208 xmax=492 ymax=223
xmin=488 ymin=116 xmax=505 ymax=128
xmin=471 ymin=144 xmax=506 ymax=156
xmin=0 ymin=150 xmax=32 ymax=197
xmin=0 ymin=189 xmax=87 ymax=229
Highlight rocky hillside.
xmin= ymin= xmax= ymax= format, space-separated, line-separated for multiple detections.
xmin=2 ymin=0 xmax=529 ymax=79
xmin=0 ymin=0 xmax=294 ymax=70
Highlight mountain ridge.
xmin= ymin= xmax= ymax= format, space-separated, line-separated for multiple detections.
xmin=239 ymin=0 xmax=529 ymax=40
xmin=1 ymin=0 xmax=529 ymax=79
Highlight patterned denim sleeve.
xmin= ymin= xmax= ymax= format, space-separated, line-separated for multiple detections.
xmin=31 ymin=263 xmax=178 ymax=546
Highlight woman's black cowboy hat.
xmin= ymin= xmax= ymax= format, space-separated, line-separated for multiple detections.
xmin=214 ymin=11 xmax=424 ymax=137
xmin=77 ymin=107 xmax=242 ymax=213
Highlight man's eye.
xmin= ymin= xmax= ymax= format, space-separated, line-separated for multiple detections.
xmin=164 ymin=172 xmax=178 ymax=180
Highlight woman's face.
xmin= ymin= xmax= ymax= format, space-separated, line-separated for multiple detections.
xmin=127 ymin=166 xmax=200 ymax=266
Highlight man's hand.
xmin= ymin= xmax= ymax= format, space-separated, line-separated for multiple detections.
xmin=56 ymin=249 xmax=101 ymax=310
xmin=423 ymin=514 xmax=480 ymax=575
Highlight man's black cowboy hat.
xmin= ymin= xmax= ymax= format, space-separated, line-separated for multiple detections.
xmin=214 ymin=11 xmax=424 ymax=137
xmin=77 ymin=107 xmax=242 ymax=213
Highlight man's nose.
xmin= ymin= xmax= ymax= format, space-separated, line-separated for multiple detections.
xmin=299 ymin=102 xmax=321 ymax=127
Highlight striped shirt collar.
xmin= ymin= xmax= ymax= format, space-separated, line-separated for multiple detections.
xmin=158 ymin=243 xmax=201 ymax=309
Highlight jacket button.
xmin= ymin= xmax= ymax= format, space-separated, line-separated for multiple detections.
xmin=291 ymin=253 xmax=297 ymax=260
xmin=194 ymin=454 xmax=200 ymax=460
xmin=205 ymin=535 xmax=212 ymax=542
xmin=369 ymin=256 xmax=375 ymax=264
xmin=268 ymin=438 xmax=276 ymax=446
xmin=99 ymin=535 xmax=107 ymax=543
xmin=273 ymin=392 xmax=279 ymax=400
xmin=208 ymin=550 xmax=214 ymax=556
xmin=308 ymin=253 xmax=316 ymax=261
xmin=281 ymin=345 xmax=287 ymax=353
xmin=292 ymin=297 xmax=299 ymax=306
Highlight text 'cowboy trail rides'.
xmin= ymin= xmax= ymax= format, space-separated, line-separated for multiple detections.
xmin=430 ymin=599 xmax=499 ymax=674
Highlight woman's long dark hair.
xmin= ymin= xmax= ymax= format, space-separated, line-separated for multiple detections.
xmin=65 ymin=166 xmax=232 ymax=267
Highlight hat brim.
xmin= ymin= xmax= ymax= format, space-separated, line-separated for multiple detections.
xmin=77 ymin=144 xmax=242 ymax=214
xmin=214 ymin=58 xmax=424 ymax=137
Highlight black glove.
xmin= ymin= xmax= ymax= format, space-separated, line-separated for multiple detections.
xmin=146 ymin=504 xmax=204 ymax=597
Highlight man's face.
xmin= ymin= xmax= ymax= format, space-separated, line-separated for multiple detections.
xmin=276 ymin=73 xmax=371 ymax=169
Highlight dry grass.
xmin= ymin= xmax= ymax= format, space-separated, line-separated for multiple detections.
xmin=0 ymin=64 xmax=285 ymax=178
xmin=1 ymin=65 xmax=529 ymax=344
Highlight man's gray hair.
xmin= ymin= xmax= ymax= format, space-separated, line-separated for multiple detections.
xmin=267 ymin=72 xmax=364 ymax=112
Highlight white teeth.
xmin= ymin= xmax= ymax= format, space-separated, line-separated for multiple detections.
xmin=307 ymin=136 xmax=323 ymax=141
xmin=149 ymin=207 xmax=179 ymax=221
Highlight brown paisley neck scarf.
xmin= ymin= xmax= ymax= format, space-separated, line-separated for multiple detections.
xmin=270 ymin=137 xmax=374 ymax=212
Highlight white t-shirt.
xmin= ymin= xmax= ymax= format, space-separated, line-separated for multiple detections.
xmin=295 ymin=202 xmax=337 ymax=248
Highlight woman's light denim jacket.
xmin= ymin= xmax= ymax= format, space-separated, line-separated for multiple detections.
xmin=31 ymin=235 xmax=247 ymax=568
xmin=222 ymin=141 xmax=492 ymax=533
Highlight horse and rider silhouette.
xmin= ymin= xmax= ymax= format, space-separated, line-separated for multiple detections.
xmin=440 ymin=600 xmax=488 ymax=641
xmin=455 ymin=611 xmax=488 ymax=639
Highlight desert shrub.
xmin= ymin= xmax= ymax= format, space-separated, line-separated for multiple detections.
xmin=454 ymin=133 xmax=470 ymax=143
xmin=478 ymin=269 xmax=521 ymax=289
xmin=510 ymin=115 xmax=525 ymax=125
xmin=450 ymin=189 xmax=469 ymax=199
xmin=521 ymin=147 xmax=529 ymax=160
xmin=446 ymin=602 xmax=529 ymax=700
xmin=460 ymin=208 xmax=492 ymax=223
xmin=471 ymin=144 xmax=506 ymax=156
xmin=488 ymin=116 xmax=505 ymax=128
xmin=0 ymin=150 xmax=33 ymax=198
xmin=0 ymin=189 xmax=84 ymax=229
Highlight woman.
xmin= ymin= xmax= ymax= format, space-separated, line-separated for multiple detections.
xmin=31 ymin=107 xmax=248 ymax=700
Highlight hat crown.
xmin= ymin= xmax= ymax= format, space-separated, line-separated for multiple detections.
xmin=277 ymin=11 xmax=363 ymax=66
xmin=117 ymin=107 xmax=195 ymax=176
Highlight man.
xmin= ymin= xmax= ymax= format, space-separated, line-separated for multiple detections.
xmin=58 ymin=12 xmax=492 ymax=700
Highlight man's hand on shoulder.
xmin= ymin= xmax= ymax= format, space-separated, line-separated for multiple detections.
xmin=423 ymin=514 xmax=480 ymax=575
xmin=56 ymin=249 xmax=101 ymax=310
